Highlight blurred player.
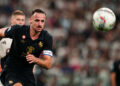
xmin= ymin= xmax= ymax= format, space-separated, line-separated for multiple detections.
xmin=0 ymin=9 xmax=53 ymax=86
xmin=111 ymin=60 xmax=120 ymax=86
xmin=0 ymin=10 xmax=25 ymax=58
xmin=0 ymin=10 xmax=25 ymax=86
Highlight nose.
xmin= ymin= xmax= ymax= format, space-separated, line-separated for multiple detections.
xmin=38 ymin=21 xmax=42 ymax=25
xmin=18 ymin=21 xmax=25 ymax=25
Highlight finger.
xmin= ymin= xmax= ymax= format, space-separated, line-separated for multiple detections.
xmin=26 ymin=58 xmax=31 ymax=62
xmin=26 ymin=55 xmax=29 ymax=58
xmin=29 ymin=61 xmax=34 ymax=64
xmin=27 ymin=52 xmax=30 ymax=55
xmin=26 ymin=56 xmax=32 ymax=60
xmin=26 ymin=54 xmax=32 ymax=58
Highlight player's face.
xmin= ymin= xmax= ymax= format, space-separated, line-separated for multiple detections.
xmin=30 ymin=13 xmax=46 ymax=32
xmin=11 ymin=15 xmax=25 ymax=26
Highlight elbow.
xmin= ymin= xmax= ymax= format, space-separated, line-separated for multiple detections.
xmin=46 ymin=63 xmax=52 ymax=69
xmin=39 ymin=64 xmax=51 ymax=70
xmin=45 ymin=59 xmax=52 ymax=69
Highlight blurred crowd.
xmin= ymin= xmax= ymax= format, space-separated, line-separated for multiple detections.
xmin=0 ymin=0 xmax=120 ymax=86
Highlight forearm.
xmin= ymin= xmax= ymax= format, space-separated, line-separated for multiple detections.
xmin=111 ymin=73 xmax=116 ymax=86
xmin=26 ymin=54 xmax=52 ymax=69
xmin=0 ymin=28 xmax=7 ymax=37
xmin=35 ymin=57 xmax=52 ymax=69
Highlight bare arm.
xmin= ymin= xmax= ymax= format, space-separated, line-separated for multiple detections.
xmin=111 ymin=72 xmax=116 ymax=86
xmin=0 ymin=27 xmax=8 ymax=37
xmin=26 ymin=53 xmax=52 ymax=69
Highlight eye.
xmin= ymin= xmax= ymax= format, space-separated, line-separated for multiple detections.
xmin=41 ymin=20 xmax=45 ymax=22
xmin=22 ymin=19 xmax=25 ymax=21
xmin=16 ymin=19 xmax=20 ymax=21
xmin=35 ymin=19 xmax=40 ymax=22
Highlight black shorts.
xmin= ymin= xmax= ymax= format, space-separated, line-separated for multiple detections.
xmin=1 ymin=69 xmax=35 ymax=86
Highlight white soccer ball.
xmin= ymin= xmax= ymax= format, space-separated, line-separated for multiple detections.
xmin=93 ymin=7 xmax=116 ymax=31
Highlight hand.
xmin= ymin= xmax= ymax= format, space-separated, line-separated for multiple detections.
xmin=26 ymin=52 xmax=37 ymax=64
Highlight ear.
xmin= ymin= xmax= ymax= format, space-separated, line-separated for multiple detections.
xmin=10 ymin=18 xmax=14 ymax=25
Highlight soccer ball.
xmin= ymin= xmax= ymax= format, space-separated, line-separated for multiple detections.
xmin=93 ymin=7 xmax=116 ymax=31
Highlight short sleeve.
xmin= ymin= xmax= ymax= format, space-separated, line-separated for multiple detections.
xmin=5 ymin=25 xmax=21 ymax=38
xmin=43 ymin=32 xmax=53 ymax=57
xmin=44 ymin=34 xmax=53 ymax=50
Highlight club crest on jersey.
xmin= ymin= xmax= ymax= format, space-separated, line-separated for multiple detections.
xmin=22 ymin=35 xmax=26 ymax=39
xmin=39 ymin=41 xmax=43 ymax=48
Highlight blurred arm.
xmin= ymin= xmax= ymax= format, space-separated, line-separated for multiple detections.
xmin=26 ymin=53 xmax=52 ymax=69
xmin=111 ymin=72 xmax=116 ymax=86
xmin=0 ymin=28 xmax=8 ymax=37
xmin=35 ymin=55 xmax=52 ymax=69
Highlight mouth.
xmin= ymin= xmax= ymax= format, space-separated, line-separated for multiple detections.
xmin=36 ymin=27 xmax=42 ymax=31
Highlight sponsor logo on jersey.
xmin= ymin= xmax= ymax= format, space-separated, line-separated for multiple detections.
xmin=39 ymin=41 xmax=43 ymax=48
xmin=26 ymin=46 xmax=35 ymax=54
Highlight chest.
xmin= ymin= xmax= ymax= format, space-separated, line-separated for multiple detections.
xmin=14 ymin=33 xmax=44 ymax=56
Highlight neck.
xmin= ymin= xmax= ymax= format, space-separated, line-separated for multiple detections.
xmin=30 ymin=28 xmax=41 ymax=40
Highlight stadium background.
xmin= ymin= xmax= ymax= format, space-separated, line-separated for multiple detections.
xmin=0 ymin=0 xmax=120 ymax=86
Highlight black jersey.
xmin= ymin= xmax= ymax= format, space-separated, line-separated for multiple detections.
xmin=111 ymin=60 xmax=120 ymax=86
xmin=4 ymin=25 xmax=53 ymax=73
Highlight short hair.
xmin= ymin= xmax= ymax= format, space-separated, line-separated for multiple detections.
xmin=32 ymin=9 xmax=46 ymax=15
xmin=12 ymin=10 xmax=25 ymax=16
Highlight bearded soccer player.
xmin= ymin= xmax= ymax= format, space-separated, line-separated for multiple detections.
xmin=0 ymin=9 xmax=53 ymax=86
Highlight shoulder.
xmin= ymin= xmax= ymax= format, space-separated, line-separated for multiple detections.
xmin=42 ymin=30 xmax=52 ymax=38
xmin=11 ymin=25 xmax=29 ymax=32
xmin=15 ymin=25 xmax=29 ymax=30
xmin=113 ymin=60 xmax=120 ymax=67
xmin=11 ymin=25 xmax=29 ymax=29
xmin=6 ymin=25 xmax=28 ymax=32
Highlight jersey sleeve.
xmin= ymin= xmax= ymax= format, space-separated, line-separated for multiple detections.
xmin=44 ymin=34 xmax=53 ymax=50
xmin=43 ymin=33 xmax=53 ymax=57
xmin=4 ymin=25 xmax=21 ymax=38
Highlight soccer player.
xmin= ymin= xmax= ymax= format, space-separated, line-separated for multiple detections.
xmin=0 ymin=9 xmax=53 ymax=86
xmin=111 ymin=60 xmax=120 ymax=86
xmin=0 ymin=10 xmax=25 ymax=58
